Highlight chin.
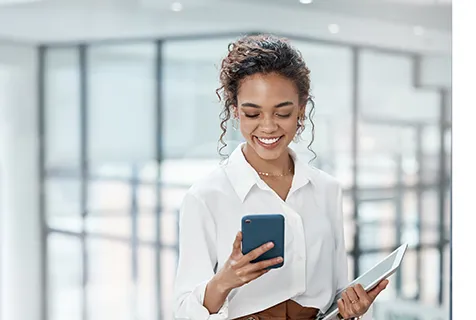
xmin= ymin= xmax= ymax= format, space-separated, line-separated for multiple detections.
xmin=255 ymin=149 xmax=283 ymax=161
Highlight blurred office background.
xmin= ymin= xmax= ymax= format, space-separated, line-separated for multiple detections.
xmin=0 ymin=0 xmax=451 ymax=320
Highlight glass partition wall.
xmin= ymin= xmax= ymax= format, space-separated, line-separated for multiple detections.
xmin=39 ymin=33 xmax=451 ymax=320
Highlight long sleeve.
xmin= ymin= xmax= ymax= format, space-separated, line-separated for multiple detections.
xmin=173 ymin=191 xmax=229 ymax=320
xmin=333 ymin=185 xmax=373 ymax=320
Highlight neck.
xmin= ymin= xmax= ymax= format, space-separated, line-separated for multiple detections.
xmin=242 ymin=143 xmax=293 ymax=176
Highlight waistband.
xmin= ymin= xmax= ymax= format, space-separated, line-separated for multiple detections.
xmin=233 ymin=299 xmax=319 ymax=320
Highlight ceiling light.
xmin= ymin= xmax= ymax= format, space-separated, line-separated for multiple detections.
xmin=413 ymin=25 xmax=425 ymax=36
xmin=299 ymin=0 xmax=313 ymax=4
xmin=328 ymin=24 xmax=340 ymax=34
xmin=170 ymin=1 xmax=183 ymax=12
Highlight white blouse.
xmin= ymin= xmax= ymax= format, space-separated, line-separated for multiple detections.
xmin=173 ymin=143 xmax=372 ymax=320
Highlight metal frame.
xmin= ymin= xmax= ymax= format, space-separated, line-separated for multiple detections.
xmin=395 ymin=153 xmax=403 ymax=295
xmin=40 ymin=30 xmax=427 ymax=57
xmin=78 ymin=44 xmax=89 ymax=320
xmin=414 ymin=56 xmax=451 ymax=307
xmin=38 ymin=45 xmax=48 ymax=320
xmin=438 ymin=89 xmax=449 ymax=305
xmin=37 ymin=30 xmax=452 ymax=320
xmin=154 ymin=39 xmax=164 ymax=320
xmin=416 ymin=125 xmax=424 ymax=300
xmin=351 ymin=47 xmax=361 ymax=279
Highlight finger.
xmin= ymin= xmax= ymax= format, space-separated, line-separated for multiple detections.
xmin=232 ymin=231 xmax=242 ymax=254
xmin=368 ymin=279 xmax=389 ymax=300
xmin=239 ymin=268 xmax=270 ymax=284
xmin=346 ymin=287 xmax=359 ymax=304
xmin=354 ymin=284 xmax=371 ymax=306
xmin=337 ymin=299 xmax=348 ymax=319
xmin=241 ymin=241 xmax=274 ymax=265
xmin=229 ymin=232 xmax=243 ymax=266
xmin=244 ymin=256 xmax=283 ymax=273
xmin=342 ymin=291 xmax=356 ymax=316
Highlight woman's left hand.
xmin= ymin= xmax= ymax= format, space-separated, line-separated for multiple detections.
xmin=337 ymin=279 xmax=389 ymax=319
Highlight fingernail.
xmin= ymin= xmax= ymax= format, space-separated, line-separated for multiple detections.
xmin=267 ymin=242 xmax=274 ymax=248
xmin=277 ymin=257 xmax=283 ymax=262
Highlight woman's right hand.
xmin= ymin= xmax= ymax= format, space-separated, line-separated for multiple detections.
xmin=212 ymin=231 xmax=283 ymax=293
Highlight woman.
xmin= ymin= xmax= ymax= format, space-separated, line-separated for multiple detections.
xmin=173 ymin=34 xmax=388 ymax=320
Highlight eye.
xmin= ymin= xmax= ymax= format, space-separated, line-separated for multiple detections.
xmin=276 ymin=113 xmax=292 ymax=118
xmin=244 ymin=114 xmax=259 ymax=118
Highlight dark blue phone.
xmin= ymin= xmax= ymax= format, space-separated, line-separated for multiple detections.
xmin=241 ymin=214 xmax=285 ymax=269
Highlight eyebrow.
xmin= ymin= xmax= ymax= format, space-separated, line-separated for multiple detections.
xmin=240 ymin=101 xmax=294 ymax=109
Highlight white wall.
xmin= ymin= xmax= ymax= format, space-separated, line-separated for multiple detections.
xmin=0 ymin=42 xmax=41 ymax=320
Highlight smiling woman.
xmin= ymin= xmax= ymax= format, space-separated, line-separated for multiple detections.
xmin=173 ymin=34 xmax=389 ymax=320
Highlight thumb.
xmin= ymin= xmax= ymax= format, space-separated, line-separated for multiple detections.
xmin=368 ymin=279 xmax=389 ymax=300
xmin=231 ymin=231 xmax=242 ymax=255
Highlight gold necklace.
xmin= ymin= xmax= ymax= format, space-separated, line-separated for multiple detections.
xmin=257 ymin=167 xmax=293 ymax=177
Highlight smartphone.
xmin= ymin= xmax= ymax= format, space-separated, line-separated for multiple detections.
xmin=241 ymin=214 xmax=285 ymax=269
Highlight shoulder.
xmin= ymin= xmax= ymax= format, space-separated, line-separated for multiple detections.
xmin=306 ymin=164 xmax=342 ymax=191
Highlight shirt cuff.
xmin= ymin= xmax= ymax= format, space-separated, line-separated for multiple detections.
xmin=175 ymin=280 xmax=229 ymax=320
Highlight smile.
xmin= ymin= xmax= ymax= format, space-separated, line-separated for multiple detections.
xmin=254 ymin=136 xmax=284 ymax=149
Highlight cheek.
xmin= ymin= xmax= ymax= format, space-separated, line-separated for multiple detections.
xmin=239 ymin=118 xmax=258 ymax=134
xmin=282 ymin=118 xmax=299 ymax=133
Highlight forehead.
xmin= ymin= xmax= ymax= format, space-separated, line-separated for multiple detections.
xmin=237 ymin=73 xmax=299 ymax=105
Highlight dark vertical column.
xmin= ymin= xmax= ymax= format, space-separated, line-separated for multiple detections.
xmin=438 ymin=89 xmax=448 ymax=306
xmin=38 ymin=45 xmax=48 ymax=320
xmin=395 ymin=152 xmax=403 ymax=294
xmin=351 ymin=47 xmax=360 ymax=279
xmin=155 ymin=39 xmax=164 ymax=320
xmin=416 ymin=125 xmax=423 ymax=300
xmin=79 ymin=44 xmax=89 ymax=320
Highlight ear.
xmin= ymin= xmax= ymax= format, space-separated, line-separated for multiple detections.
xmin=298 ymin=105 xmax=306 ymax=119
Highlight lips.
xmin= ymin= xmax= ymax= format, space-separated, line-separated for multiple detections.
xmin=254 ymin=135 xmax=284 ymax=149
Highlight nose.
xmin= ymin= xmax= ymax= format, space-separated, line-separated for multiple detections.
xmin=259 ymin=116 xmax=278 ymax=133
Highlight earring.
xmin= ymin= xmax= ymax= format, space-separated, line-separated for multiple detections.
xmin=294 ymin=117 xmax=305 ymax=142
xmin=297 ymin=117 xmax=305 ymax=134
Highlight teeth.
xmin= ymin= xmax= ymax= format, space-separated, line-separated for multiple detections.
xmin=258 ymin=137 xmax=280 ymax=144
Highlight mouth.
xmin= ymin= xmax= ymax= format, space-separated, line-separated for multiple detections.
xmin=254 ymin=135 xmax=284 ymax=149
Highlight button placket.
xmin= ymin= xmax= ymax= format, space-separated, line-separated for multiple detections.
xmin=282 ymin=203 xmax=307 ymax=296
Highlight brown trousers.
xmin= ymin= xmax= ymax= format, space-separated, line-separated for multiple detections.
xmin=233 ymin=299 xmax=319 ymax=320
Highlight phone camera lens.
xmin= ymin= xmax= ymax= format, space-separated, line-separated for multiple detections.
xmin=245 ymin=219 xmax=251 ymax=224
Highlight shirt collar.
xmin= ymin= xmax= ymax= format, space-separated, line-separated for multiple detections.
xmin=222 ymin=142 xmax=313 ymax=202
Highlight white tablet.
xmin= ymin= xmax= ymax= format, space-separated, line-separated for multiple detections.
xmin=317 ymin=243 xmax=408 ymax=320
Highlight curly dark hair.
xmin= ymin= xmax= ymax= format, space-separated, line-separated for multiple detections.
xmin=215 ymin=33 xmax=316 ymax=161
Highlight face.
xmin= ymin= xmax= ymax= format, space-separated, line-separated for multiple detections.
xmin=234 ymin=72 xmax=305 ymax=161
